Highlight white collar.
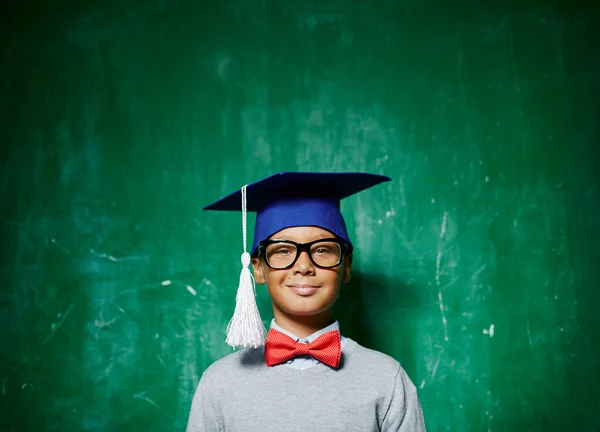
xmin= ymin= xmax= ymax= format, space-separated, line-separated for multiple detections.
xmin=270 ymin=319 xmax=341 ymax=343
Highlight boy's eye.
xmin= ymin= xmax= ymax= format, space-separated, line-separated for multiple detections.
xmin=312 ymin=245 xmax=335 ymax=255
xmin=267 ymin=244 xmax=296 ymax=256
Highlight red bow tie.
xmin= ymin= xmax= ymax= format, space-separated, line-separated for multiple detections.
xmin=264 ymin=328 xmax=342 ymax=368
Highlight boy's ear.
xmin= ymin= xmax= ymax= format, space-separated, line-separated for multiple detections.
xmin=251 ymin=257 xmax=266 ymax=284
xmin=341 ymin=254 xmax=352 ymax=283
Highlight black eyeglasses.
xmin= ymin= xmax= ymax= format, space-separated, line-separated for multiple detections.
xmin=257 ymin=238 xmax=349 ymax=270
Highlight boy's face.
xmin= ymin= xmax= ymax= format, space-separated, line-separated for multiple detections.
xmin=251 ymin=226 xmax=352 ymax=319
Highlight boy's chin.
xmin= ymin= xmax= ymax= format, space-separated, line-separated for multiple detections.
xmin=279 ymin=304 xmax=336 ymax=318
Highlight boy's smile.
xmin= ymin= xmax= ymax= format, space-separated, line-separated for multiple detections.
xmin=252 ymin=226 xmax=352 ymax=335
xmin=284 ymin=283 xmax=320 ymax=296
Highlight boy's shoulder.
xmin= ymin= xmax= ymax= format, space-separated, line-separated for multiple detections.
xmin=345 ymin=339 xmax=418 ymax=395
xmin=200 ymin=347 xmax=264 ymax=384
xmin=346 ymin=339 xmax=404 ymax=376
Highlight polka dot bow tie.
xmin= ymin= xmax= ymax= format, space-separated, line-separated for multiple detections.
xmin=264 ymin=328 xmax=342 ymax=368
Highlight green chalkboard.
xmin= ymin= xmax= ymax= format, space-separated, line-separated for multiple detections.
xmin=1 ymin=1 xmax=599 ymax=431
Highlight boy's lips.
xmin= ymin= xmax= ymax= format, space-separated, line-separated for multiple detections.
xmin=285 ymin=284 xmax=320 ymax=296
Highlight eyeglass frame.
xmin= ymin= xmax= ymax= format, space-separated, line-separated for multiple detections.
xmin=256 ymin=237 xmax=351 ymax=270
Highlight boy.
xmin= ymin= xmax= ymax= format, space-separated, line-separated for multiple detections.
xmin=187 ymin=172 xmax=426 ymax=431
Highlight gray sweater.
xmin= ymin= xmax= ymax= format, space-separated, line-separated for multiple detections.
xmin=186 ymin=339 xmax=426 ymax=431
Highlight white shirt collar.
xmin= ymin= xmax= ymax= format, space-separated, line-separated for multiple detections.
xmin=270 ymin=319 xmax=341 ymax=343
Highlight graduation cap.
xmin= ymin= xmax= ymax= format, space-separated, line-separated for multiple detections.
xmin=204 ymin=172 xmax=391 ymax=349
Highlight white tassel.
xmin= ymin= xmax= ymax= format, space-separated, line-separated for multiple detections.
xmin=225 ymin=252 xmax=266 ymax=348
xmin=225 ymin=185 xmax=266 ymax=349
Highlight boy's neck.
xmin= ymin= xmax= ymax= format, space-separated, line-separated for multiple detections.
xmin=273 ymin=311 xmax=334 ymax=339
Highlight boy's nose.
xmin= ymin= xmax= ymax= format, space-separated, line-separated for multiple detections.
xmin=292 ymin=250 xmax=315 ymax=274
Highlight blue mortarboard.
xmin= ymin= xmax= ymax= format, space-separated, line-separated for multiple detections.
xmin=203 ymin=171 xmax=391 ymax=349
xmin=204 ymin=172 xmax=391 ymax=255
